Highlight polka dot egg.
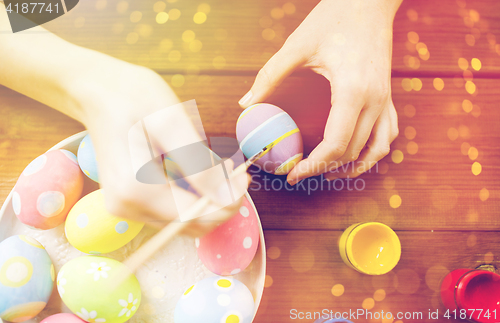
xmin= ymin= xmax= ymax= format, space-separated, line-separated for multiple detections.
xmin=175 ymin=276 xmax=255 ymax=323
xmin=236 ymin=103 xmax=303 ymax=175
xmin=41 ymin=313 xmax=86 ymax=323
xmin=0 ymin=235 xmax=54 ymax=322
xmin=65 ymin=189 xmax=145 ymax=254
xmin=58 ymin=256 xmax=141 ymax=323
xmin=13 ymin=149 xmax=84 ymax=230
xmin=77 ymin=134 xmax=99 ymax=182
xmin=197 ymin=197 xmax=260 ymax=276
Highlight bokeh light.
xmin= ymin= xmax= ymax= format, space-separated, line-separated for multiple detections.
xmin=171 ymin=74 xmax=185 ymax=87
xmin=182 ymin=30 xmax=196 ymax=42
xmin=262 ymin=28 xmax=276 ymax=41
xmin=283 ymin=2 xmax=296 ymax=15
xmin=433 ymin=78 xmax=444 ymax=91
xmin=405 ymin=126 xmax=416 ymax=140
xmin=197 ymin=3 xmax=211 ymax=14
xmin=168 ymin=9 xmax=181 ymax=20
xmin=471 ymin=162 xmax=482 ymax=175
xmin=468 ymin=147 xmax=478 ymax=160
xmin=189 ymin=40 xmax=203 ymax=52
xmin=168 ymin=50 xmax=181 ymax=63
xmin=331 ymin=284 xmax=344 ymax=297
xmin=126 ymin=32 xmax=139 ymax=44
xmin=395 ymin=269 xmax=420 ymax=294
xmin=463 ymin=70 xmax=473 ymax=82
xmin=467 ymin=234 xmax=477 ymax=247
xmin=461 ymin=142 xmax=471 ymax=155
xmin=407 ymin=31 xmax=419 ymax=44
xmin=156 ymin=12 xmax=169 ymax=24
xmin=479 ymin=188 xmax=489 ymax=201
xmin=407 ymin=141 xmax=418 ymax=155
xmin=447 ymin=127 xmax=459 ymax=141
xmin=267 ymin=246 xmax=281 ymax=259
xmin=271 ymin=7 xmax=285 ymax=20
xmin=264 ymin=275 xmax=273 ymax=288
xmin=373 ymin=289 xmax=386 ymax=302
xmin=362 ymin=298 xmax=375 ymax=310
xmin=425 ymin=266 xmax=449 ymax=291
xmin=130 ymin=11 xmax=143 ymax=23
xmin=471 ymin=104 xmax=481 ymax=117
xmin=383 ymin=177 xmax=396 ymax=190
xmin=462 ymin=99 xmax=473 ymax=113
xmin=458 ymin=125 xmax=470 ymax=139
xmin=116 ymin=1 xmax=128 ymax=13
xmin=153 ymin=1 xmax=166 ymax=13
xmin=471 ymin=58 xmax=482 ymax=71
xmin=411 ymin=78 xmax=423 ymax=91
xmin=193 ymin=12 xmax=207 ymax=24
xmin=404 ymin=104 xmax=416 ymax=117
xmin=465 ymin=34 xmax=476 ymax=46
xmin=392 ymin=150 xmax=404 ymax=164
xmin=407 ymin=9 xmax=418 ymax=21
xmin=458 ymin=57 xmax=469 ymax=70
xmin=213 ymin=56 xmax=226 ymax=69
xmin=402 ymin=78 xmax=412 ymax=91
xmin=389 ymin=195 xmax=402 ymax=208
xmin=465 ymin=81 xmax=476 ymax=94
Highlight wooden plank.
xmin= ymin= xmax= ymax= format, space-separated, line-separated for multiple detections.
xmin=1 ymin=76 xmax=499 ymax=231
xmin=255 ymin=230 xmax=500 ymax=323
xmin=27 ymin=0 xmax=500 ymax=74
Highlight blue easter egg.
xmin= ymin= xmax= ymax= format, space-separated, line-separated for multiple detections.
xmin=175 ymin=276 xmax=255 ymax=323
xmin=77 ymin=134 xmax=99 ymax=183
xmin=0 ymin=235 xmax=54 ymax=322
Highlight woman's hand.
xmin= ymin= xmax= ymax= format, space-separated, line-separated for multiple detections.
xmin=69 ymin=64 xmax=249 ymax=236
xmin=0 ymin=5 xmax=248 ymax=236
xmin=239 ymin=0 xmax=401 ymax=184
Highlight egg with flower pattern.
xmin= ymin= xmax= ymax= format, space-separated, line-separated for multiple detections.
xmin=58 ymin=256 xmax=141 ymax=323
xmin=13 ymin=149 xmax=84 ymax=230
xmin=175 ymin=276 xmax=255 ymax=323
xmin=0 ymin=235 xmax=54 ymax=322
xmin=65 ymin=189 xmax=144 ymax=254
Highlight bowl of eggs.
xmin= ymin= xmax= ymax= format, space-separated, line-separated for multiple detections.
xmin=0 ymin=130 xmax=266 ymax=323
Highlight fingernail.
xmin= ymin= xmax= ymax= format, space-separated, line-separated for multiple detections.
xmin=287 ymin=178 xmax=299 ymax=186
xmin=238 ymin=90 xmax=253 ymax=107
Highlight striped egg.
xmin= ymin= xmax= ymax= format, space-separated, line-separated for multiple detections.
xmin=236 ymin=103 xmax=303 ymax=175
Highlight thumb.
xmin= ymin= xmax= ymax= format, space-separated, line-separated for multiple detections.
xmin=238 ymin=44 xmax=306 ymax=108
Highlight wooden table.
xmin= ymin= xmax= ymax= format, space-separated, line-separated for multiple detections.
xmin=1 ymin=0 xmax=500 ymax=322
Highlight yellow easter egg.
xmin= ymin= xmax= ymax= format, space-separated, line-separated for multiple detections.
xmin=65 ymin=190 xmax=144 ymax=254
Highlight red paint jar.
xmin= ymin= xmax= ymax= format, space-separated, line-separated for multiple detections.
xmin=441 ymin=269 xmax=500 ymax=323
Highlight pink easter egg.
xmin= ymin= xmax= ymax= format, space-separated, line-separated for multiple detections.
xmin=41 ymin=313 xmax=86 ymax=323
xmin=236 ymin=103 xmax=303 ymax=175
xmin=13 ymin=150 xmax=84 ymax=230
xmin=197 ymin=197 xmax=260 ymax=275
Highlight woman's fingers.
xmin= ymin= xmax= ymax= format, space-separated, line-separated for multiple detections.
xmin=325 ymin=103 xmax=397 ymax=179
xmin=287 ymin=90 xmax=365 ymax=184
xmin=238 ymin=41 xmax=307 ymax=108
xmin=328 ymin=102 xmax=386 ymax=171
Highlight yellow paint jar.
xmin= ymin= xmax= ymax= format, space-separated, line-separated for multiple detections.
xmin=339 ymin=222 xmax=401 ymax=275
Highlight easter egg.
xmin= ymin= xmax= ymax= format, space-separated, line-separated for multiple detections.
xmin=0 ymin=235 xmax=54 ymax=322
xmin=41 ymin=313 xmax=86 ymax=323
xmin=77 ymin=134 xmax=99 ymax=183
xmin=197 ymin=197 xmax=260 ymax=275
xmin=236 ymin=103 xmax=303 ymax=175
xmin=175 ymin=276 xmax=255 ymax=323
xmin=13 ymin=149 xmax=84 ymax=230
xmin=58 ymin=256 xmax=141 ymax=323
xmin=65 ymin=189 xmax=145 ymax=254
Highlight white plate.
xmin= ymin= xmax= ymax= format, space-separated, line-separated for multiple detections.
xmin=0 ymin=131 xmax=266 ymax=323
